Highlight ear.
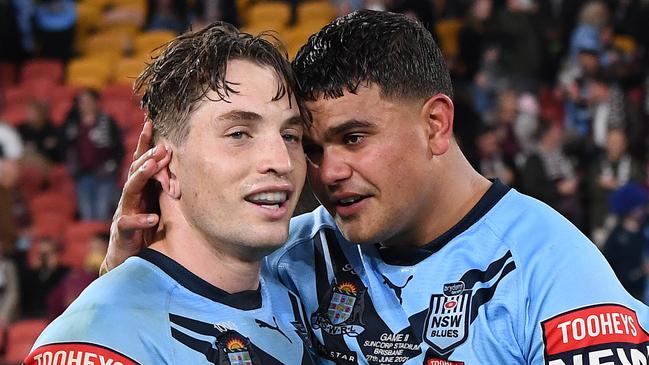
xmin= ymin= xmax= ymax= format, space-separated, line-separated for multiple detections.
xmin=156 ymin=144 xmax=181 ymax=199
xmin=421 ymin=94 xmax=454 ymax=156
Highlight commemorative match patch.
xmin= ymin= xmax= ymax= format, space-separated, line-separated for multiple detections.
xmin=541 ymin=304 xmax=649 ymax=365
xmin=24 ymin=342 xmax=140 ymax=365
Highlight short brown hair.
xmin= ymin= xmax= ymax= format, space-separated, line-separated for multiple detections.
xmin=135 ymin=22 xmax=303 ymax=145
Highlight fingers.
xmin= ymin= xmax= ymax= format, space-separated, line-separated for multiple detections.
xmin=133 ymin=121 xmax=153 ymax=161
xmin=121 ymin=155 xmax=165 ymax=211
xmin=128 ymin=144 xmax=169 ymax=177
xmin=115 ymin=213 xmax=159 ymax=238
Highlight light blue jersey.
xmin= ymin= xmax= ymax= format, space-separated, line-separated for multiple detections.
xmin=26 ymin=249 xmax=315 ymax=365
xmin=268 ymin=181 xmax=649 ymax=365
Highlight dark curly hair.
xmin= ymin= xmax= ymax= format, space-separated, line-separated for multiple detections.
xmin=135 ymin=22 xmax=305 ymax=144
xmin=292 ymin=10 xmax=453 ymax=103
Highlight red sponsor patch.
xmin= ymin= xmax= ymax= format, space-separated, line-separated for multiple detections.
xmin=24 ymin=342 xmax=140 ymax=365
xmin=426 ymin=358 xmax=464 ymax=365
xmin=542 ymin=304 xmax=649 ymax=357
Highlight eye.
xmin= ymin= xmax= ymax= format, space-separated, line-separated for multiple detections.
xmin=227 ymin=131 xmax=250 ymax=140
xmin=282 ymin=131 xmax=302 ymax=144
xmin=343 ymin=134 xmax=364 ymax=145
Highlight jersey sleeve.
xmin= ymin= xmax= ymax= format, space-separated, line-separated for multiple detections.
xmin=512 ymin=213 xmax=649 ymax=365
xmin=24 ymin=300 xmax=173 ymax=365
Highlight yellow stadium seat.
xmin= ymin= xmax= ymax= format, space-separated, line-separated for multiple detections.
xmin=297 ymin=1 xmax=335 ymax=22
xmin=241 ymin=22 xmax=286 ymax=38
xmin=100 ymin=23 xmax=140 ymax=39
xmin=133 ymin=30 xmax=177 ymax=55
xmin=246 ymin=2 xmax=291 ymax=26
xmin=289 ymin=18 xmax=328 ymax=37
xmin=98 ymin=3 xmax=145 ymax=30
xmin=435 ymin=18 xmax=463 ymax=59
xmin=113 ymin=57 xmax=148 ymax=86
xmin=75 ymin=3 xmax=103 ymax=49
xmin=66 ymin=58 xmax=113 ymax=90
xmin=109 ymin=0 xmax=146 ymax=8
xmin=613 ymin=35 xmax=637 ymax=55
xmin=83 ymin=31 xmax=130 ymax=55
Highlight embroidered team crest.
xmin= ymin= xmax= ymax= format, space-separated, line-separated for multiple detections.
xmin=329 ymin=282 xmax=358 ymax=324
xmin=423 ymin=286 xmax=472 ymax=355
xmin=220 ymin=335 xmax=254 ymax=365
xmin=312 ymin=280 xmax=366 ymax=336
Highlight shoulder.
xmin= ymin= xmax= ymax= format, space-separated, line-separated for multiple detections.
xmin=36 ymin=257 xmax=174 ymax=342
xmin=28 ymin=258 xmax=174 ymax=364
xmin=483 ymin=188 xmax=589 ymax=254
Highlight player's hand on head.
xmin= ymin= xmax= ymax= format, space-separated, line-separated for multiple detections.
xmin=102 ymin=121 xmax=172 ymax=274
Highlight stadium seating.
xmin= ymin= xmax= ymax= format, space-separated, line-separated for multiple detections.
xmin=28 ymin=192 xmax=76 ymax=221
xmin=1 ymin=319 xmax=49 ymax=364
xmin=133 ymin=30 xmax=177 ymax=55
xmin=66 ymin=58 xmax=114 ymax=90
xmin=62 ymin=221 xmax=111 ymax=269
xmin=20 ymin=59 xmax=64 ymax=84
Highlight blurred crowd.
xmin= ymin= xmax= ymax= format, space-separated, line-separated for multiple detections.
xmin=1 ymin=0 xmax=649 ymax=360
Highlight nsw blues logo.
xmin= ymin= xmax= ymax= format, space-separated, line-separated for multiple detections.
xmin=312 ymin=280 xmax=366 ymax=336
xmin=423 ymin=282 xmax=471 ymax=355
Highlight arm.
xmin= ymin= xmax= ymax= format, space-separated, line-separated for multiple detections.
xmin=100 ymin=122 xmax=171 ymax=274
xmin=0 ymin=261 xmax=19 ymax=326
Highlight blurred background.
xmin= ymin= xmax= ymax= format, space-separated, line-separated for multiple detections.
xmin=0 ymin=0 xmax=649 ymax=363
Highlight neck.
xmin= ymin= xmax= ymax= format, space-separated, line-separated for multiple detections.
xmin=150 ymin=207 xmax=261 ymax=293
xmin=384 ymin=143 xmax=492 ymax=247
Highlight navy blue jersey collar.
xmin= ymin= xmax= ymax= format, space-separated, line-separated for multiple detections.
xmin=377 ymin=180 xmax=511 ymax=266
xmin=138 ymin=248 xmax=262 ymax=310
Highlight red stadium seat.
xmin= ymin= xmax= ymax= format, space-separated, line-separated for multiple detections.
xmin=3 ymin=85 xmax=30 ymax=105
xmin=22 ymin=78 xmax=59 ymax=103
xmin=0 ymin=103 xmax=26 ymax=126
xmin=0 ymin=62 xmax=16 ymax=89
xmin=17 ymin=163 xmax=47 ymax=199
xmin=101 ymin=84 xmax=138 ymax=105
xmin=21 ymin=59 xmax=64 ymax=83
xmin=29 ymin=191 xmax=76 ymax=220
xmin=50 ymin=100 xmax=73 ymax=126
xmin=31 ymin=212 xmax=72 ymax=241
xmin=62 ymin=221 xmax=110 ymax=269
xmin=2 ymin=318 xmax=49 ymax=364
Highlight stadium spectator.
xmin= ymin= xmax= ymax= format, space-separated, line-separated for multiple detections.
xmin=521 ymin=121 xmax=583 ymax=228
xmin=60 ymin=89 xmax=124 ymax=221
xmin=587 ymin=128 xmax=644 ymax=245
xmin=46 ymin=232 xmax=107 ymax=319
xmin=21 ymin=237 xmax=69 ymax=317
xmin=603 ymin=182 xmax=649 ymax=301
xmin=0 ymin=243 xmax=20 ymax=346
xmin=145 ymin=0 xmax=190 ymax=34
xmin=17 ymin=100 xmax=61 ymax=165
xmin=474 ymin=124 xmax=517 ymax=186
xmin=32 ymin=0 xmax=77 ymax=61
xmin=0 ymin=121 xmax=24 ymax=255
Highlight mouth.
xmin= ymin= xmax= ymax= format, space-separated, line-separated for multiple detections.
xmin=244 ymin=191 xmax=290 ymax=210
xmin=335 ymin=195 xmax=369 ymax=207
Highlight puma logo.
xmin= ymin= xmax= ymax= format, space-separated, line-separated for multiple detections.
xmin=382 ymin=274 xmax=413 ymax=304
xmin=255 ymin=317 xmax=292 ymax=343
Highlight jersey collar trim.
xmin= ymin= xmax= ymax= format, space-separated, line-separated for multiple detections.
xmin=138 ymin=248 xmax=262 ymax=310
xmin=376 ymin=179 xmax=511 ymax=266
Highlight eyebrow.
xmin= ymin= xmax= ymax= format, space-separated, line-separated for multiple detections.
xmin=217 ymin=110 xmax=262 ymax=122
xmin=217 ymin=110 xmax=304 ymax=127
xmin=285 ymin=115 xmax=304 ymax=127
xmin=324 ymin=119 xmax=376 ymax=141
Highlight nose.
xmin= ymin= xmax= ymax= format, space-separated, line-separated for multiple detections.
xmin=314 ymin=147 xmax=352 ymax=186
xmin=257 ymin=134 xmax=293 ymax=176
